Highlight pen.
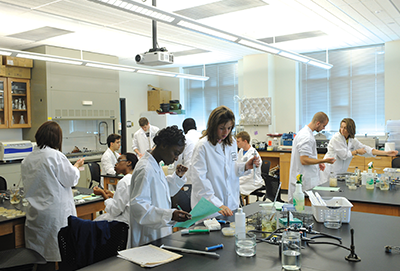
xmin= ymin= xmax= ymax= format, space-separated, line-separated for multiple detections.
xmin=177 ymin=205 xmax=192 ymax=219
xmin=205 ymin=244 xmax=224 ymax=251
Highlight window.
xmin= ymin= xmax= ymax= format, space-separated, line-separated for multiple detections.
xmin=183 ymin=62 xmax=238 ymax=130
xmin=300 ymin=45 xmax=385 ymax=135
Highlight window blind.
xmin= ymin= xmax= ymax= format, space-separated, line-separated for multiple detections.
xmin=300 ymin=45 xmax=385 ymax=135
xmin=183 ymin=62 xmax=238 ymax=130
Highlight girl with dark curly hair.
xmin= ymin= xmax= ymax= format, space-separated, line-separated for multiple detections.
xmin=129 ymin=125 xmax=191 ymax=247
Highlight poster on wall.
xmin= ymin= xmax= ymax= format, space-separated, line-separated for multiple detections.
xmin=239 ymin=97 xmax=271 ymax=125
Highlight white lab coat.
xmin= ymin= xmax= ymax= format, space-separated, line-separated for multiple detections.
xmin=320 ymin=132 xmax=374 ymax=182
xmin=288 ymin=126 xmax=321 ymax=203
xmin=100 ymin=148 xmax=120 ymax=188
xmin=238 ymin=147 xmax=263 ymax=196
xmin=21 ymin=146 xmax=79 ymax=262
xmin=176 ymin=129 xmax=202 ymax=184
xmin=190 ymin=136 xmax=246 ymax=215
xmin=132 ymin=125 xmax=159 ymax=156
xmin=129 ymin=152 xmax=186 ymax=247
xmin=96 ymin=173 xmax=132 ymax=225
xmin=101 ymin=148 xmax=120 ymax=175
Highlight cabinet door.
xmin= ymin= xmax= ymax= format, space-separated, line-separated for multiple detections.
xmin=0 ymin=77 xmax=8 ymax=128
xmin=348 ymin=155 xmax=365 ymax=172
xmin=7 ymin=78 xmax=31 ymax=128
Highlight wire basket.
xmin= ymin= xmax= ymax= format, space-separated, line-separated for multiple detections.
xmin=312 ymin=197 xmax=353 ymax=223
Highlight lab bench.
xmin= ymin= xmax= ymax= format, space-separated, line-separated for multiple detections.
xmin=0 ymin=187 xmax=104 ymax=251
xmin=79 ymin=203 xmax=400 ymax=271
xmin=259 ymin=150 xmax=396 ymax=191
xmin=306 ymin=181 xmax=400 ymax=216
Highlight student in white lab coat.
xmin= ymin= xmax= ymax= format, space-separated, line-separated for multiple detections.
xmin=236 ymin=131 xmax=263 ymax=196
xmin=21 ymin=121 xmax=84 ymax=268
xmin=321 ymin=118 xmax=398 ymax=182
xmin=129 ymin=125 xmax=191 ymax=247
xmin=94 ymin=153 xmax=138 ymax=225
xmin=288 ymin=112 xmax=336 ymax=203
xmin=191 ymin=106 xmax=260 ymax=217
xmin=175 ymin=118 xmax=202 ymax=184
xmin=100 ymin=133 xmax=121 ymax=188
xmin=132 ymin=117 xmax=159 ymax=158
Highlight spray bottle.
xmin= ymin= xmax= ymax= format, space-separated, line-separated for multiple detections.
xmin=293 ymin=174 xmax=305 ymax=212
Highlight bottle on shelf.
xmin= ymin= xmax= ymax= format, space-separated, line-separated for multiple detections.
xmin=11 ymin=115 xmax=15 ymax=125
xmin=19 ymin=115 xmax=25 ymax=124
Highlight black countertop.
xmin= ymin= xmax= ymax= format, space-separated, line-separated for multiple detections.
xmin=0 ymin=187 xmax=102 ymax=224
xmin=79 ymin=203 xmax=400 ymax=271
xmin=314 ymin=181 xmax=400 ymax=206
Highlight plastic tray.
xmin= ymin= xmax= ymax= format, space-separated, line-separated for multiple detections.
xmin=312 ymin=197 xmax=353 ymax=223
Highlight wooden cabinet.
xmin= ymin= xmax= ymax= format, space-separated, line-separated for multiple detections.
xmin=364 ymin=156 xmax=392 ymax=174
xmin=348 ymin=155 xmax=364 ymax=172
xmin=0 ymin=77 xmax=31 ymax=128
xmin=259 ymin=151 xmax=291 ymax=190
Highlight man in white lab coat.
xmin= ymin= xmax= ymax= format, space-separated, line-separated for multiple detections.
xmin=132 ymin=117 xmax=159 ymax=158
xmin=288 ymin=112 xmax=336 ymax=203
xmin=100 ymin=134 xmax=121 ymax=188
xmin=175 ymin=118 xmax=202 ymax=184
xmin=236 ymin=131 xmax=263 ymax=196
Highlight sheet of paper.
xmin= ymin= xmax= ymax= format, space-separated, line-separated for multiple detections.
xmin=118 ymin=244 xmax=182 ymax=267
xmin=175 ymin=197 xmax=221 ymax=228
xmin=312 ymin=186 xmax=340 ymax=192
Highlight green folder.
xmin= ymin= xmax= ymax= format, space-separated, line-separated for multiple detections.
xmin=175 ymin=197 xmax=221 ymax=228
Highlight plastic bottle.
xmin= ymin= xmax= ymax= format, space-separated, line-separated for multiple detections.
xmin=366 ymin=167 xmax=374 ymax=190
xmin=361 ymin=171 xmax=367 ymax=186
xmin=235 ymin=208 xmax=246 ymax=238
xmin=293 ymin=183 xmax=305 ymax=212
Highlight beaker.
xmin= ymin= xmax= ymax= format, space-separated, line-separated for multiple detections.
xmin=235 ymin=232 xmax=256 ymax=257
xmin=323 ymin=208 xmax=342 ymax=229
xmin=281 ymin=231 xmax=301 ymax=270
xmin=10 ymin=186 xmax=21 ymax=205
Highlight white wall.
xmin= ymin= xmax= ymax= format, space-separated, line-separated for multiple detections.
xmin=238 ymin=54 xmax=297 ymax=143
xmin=119 ymin=59 xmax=159 ymax=151
xmin=384 ymin=40 xmax=400 ymax=122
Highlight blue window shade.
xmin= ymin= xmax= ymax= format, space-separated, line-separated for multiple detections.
xmin=300 ymin=45 xmax=385 ymax=135
xmin=183 ymin=62 xmax=238 ymax=131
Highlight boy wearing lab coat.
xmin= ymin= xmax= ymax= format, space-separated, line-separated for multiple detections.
xmin=236 ymin=131 xmax=263 ymax=196
xmin=288 ymin=112 xmax=336 ymax=203
xmin=132 ymin=117 xmax=159 ymax=158
xmin=100 ymin=133 xmax=121 ymax=188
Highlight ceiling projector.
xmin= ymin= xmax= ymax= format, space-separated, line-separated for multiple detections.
xmin=135 ymin=50 xmax=174 ymax=66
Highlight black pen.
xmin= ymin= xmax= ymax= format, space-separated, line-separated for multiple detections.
xmin=177 ymin=205 xmax=192 ymax=219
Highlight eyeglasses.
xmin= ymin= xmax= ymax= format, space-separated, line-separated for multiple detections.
xmin=116 ymin=159 xmax=128 ymax=164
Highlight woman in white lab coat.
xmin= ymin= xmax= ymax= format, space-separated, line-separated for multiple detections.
xmin=129 ymin=126 xmax=191 ymax=247
xmin=94 ymin=152 xmax=138 ymax=224
xmin=321 ymin=118 xmax=398 ymax=182
xmin=21 ymin=121 xmax=84 ymax=267
xmin=190 ymin=106 xmax=259 ymax=217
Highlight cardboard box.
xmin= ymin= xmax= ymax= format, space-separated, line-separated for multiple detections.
xmin=148 ymin=90 xmax=171 ymax=111
xmin=4 ymin=66 xmax=31 ymax=79
xmin=3 ymin=56 xmax=33 ymax=68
